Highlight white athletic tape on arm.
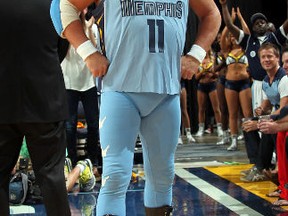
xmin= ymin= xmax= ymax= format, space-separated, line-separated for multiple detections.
xmin=76 ymin=40 xmax=98 ymax=61
xmin=187 ymin=44 xmax=206 ymax=63
xmin=60 ymin=0 xmax=80 ymax=37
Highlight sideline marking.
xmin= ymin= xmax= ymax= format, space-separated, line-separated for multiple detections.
xmin=175 ymin=168 xmax=263 ymax=216
xmin=10 ymin=205 xmax=35 ymax=214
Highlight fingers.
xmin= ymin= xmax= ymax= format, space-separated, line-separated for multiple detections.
xmin=86 ymin=52 xmax=110 ymax=77
xmin=181 ymin=55 xmax=199 ymax=80
xmin=242 ymin=120 xmax=258 ymax=132
xmin=258 ymin=121 xmax=276 ymax=134
xmin=181 ymin=70 xmax=194 ymax=80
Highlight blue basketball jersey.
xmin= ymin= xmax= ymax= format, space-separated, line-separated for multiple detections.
xmin=102 ymin=0 xmax=189 ymax=94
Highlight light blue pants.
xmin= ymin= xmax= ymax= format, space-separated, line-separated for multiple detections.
xmin=96 ymin=92 xmax=180 ymax=216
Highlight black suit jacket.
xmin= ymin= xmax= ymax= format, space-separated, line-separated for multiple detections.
xmin=0 ymin=0 xmax=68 ymax=123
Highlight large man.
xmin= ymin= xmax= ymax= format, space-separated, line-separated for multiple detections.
xmin=0 ymin=0 xmax=71 ymax=215
xmin=51 ymin=0 xmax=221 ymax=215
xmin=52 ymin=0 xmax=220 ymax=216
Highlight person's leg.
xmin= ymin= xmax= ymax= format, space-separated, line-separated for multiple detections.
xmin=239 ymin=86 xmax=261 ymax=163
xmin=66 ymin=166 xmax=81 ymax=192
xmin=224 ymin=87 xmax=240 ymax=150
xmin=280 ymin=132 xmax=288 ymax=200
xmin=66 ymin=90 xmax=80 ymax=166
xmin=258 ymin=133 xmax=276 ymax=171
xmin=140 ymin=94 xmax=180 ymax=208
xmin=272 ymin=131 xmax=288 ymax=206
xmin=217 ymin=81 xmax=229 ymax=130
xmin=225 ymin=89 xmax=239 ymax=136
xmin=197 ymin=90 xmax=207 ymax=124
xmin=81 ymin=87 xmax=101 ymax=167
xmin=216 ymin=81 xmax=230 ymax=145
xmin=209 ymin=90 xmax=221 ymax=126
xmin=96 ymin=92 xmax=140 ymax=216
xmin=25 ymin=122 xmax=70 ymax=216
xmin=180 ymin=87 xmax=189 ymax=129
xmin=241 ymin=133 xmax=275 ymax=182
xmin=0 ymin=125 xmax=23 ymax=216
xmin=276 ymin=131 xmax=286 ymax=196
xmin=243 ymin=130 xmax=260 ymax=164
xmin=247 ymin=80 xmax=261 ymax=163
xmin=195 ymin=89 xmax=207 ymax=136
xmin=209 ymin=89 xmax=223 ymax=136
xmin=239 ymin=88 xmax=253 ymax=119
xmin=180 ymin=87 xmax=195 ymax=143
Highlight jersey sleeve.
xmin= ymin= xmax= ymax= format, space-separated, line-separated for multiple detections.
xmin=50 ymin=0 xmax=80 ymax=38
xmin=50 ymin=0 xmax=63 ymax=36
xmin=279 ymin=75 xmax=288 ymax=98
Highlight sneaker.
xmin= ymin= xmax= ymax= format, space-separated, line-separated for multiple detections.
xmin=78 ymin=159 xmax=96 ymax=192
xmin=216 ymin=137 xmax=230 ymax=145
xmin=64 ymin=157 xmax=72 ymax=180
xmin=227 ymin=143 xmax=237 ymax=151
xmin=178 ymin=137 xmax=183 ymax=145
xmin=237 ymin=134 xmax=244 ymax=141
xmin=195 ymin=130 xmax=204 ymax=137
xmin=240 ymin=166 xmax=255 ymax=176
xmin=227 ymin=136 xmax=237 ymax=151
xmin=186 ymin=133 xmax=196 ymax=143
xmin=217 ymin=130 xmax=230 ymax=145
xmin=217 ymin=127 xmax=223 ymax=137
xmin=240 ymin=167 xmax=268 ymax=182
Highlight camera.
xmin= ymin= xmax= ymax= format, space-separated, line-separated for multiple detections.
xmin=19 ymin=158 xmax=29 ymax=170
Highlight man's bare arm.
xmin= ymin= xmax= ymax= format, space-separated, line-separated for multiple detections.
xmin=181 ymin=0 xmax=221 ymax=80
xmin=189 ymin=0 xmax=221 ymax=52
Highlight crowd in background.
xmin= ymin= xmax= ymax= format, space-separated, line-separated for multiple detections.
xmin=178 ymin=0 xmax=288 ymax=207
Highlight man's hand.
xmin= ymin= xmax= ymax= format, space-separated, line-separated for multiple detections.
xmin=254 ymin=106 xmax=264 ymax=116
xmin=181 ymin=55 xmax=199 ymax=80
xmin=242 ymin=120 xmax=258 ymax=132
xmin=85 ymin=52 xmax=109 ymax=77
xmin=258 ymin=120 xmax=278 ymax=134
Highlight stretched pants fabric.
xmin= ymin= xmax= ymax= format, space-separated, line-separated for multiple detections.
xmin=97 ymin=92 xmax=180 ymax=216
xmin=277 ymin=131 xmax=288 ymax=200
xmin=0 ymin=122 xmax=70 ymax=216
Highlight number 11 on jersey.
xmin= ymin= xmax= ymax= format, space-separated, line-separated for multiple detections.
xmin=147 ymin=19 xmax=164 ymax=53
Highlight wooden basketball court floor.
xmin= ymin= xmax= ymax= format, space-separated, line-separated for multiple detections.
xmin=10 ymin=133 xmax=288 ymax=216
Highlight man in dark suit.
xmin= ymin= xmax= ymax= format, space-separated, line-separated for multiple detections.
xmin=0 ymin=1 xmax=71 ymax=215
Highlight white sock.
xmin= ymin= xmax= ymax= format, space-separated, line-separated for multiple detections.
xmin=185 ymin=128 xmax=191 ymax=134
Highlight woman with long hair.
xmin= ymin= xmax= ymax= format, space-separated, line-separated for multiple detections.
xmin=220 ymin=8 xmax=253 ymax=151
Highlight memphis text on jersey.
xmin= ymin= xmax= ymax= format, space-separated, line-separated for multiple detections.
xmin=120 ymin=0 xmax=184 ymax=19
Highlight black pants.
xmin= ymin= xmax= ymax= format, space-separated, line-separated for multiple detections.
xmin=65 ymin=87 xmax=100 ymax=167
xmin=256 ymin=133 xmax=277 ymax=171
xmin=243 ymin=130 xmax=260 ymax=164
xmin=0 ymin=122 xmax=71 ymax=216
